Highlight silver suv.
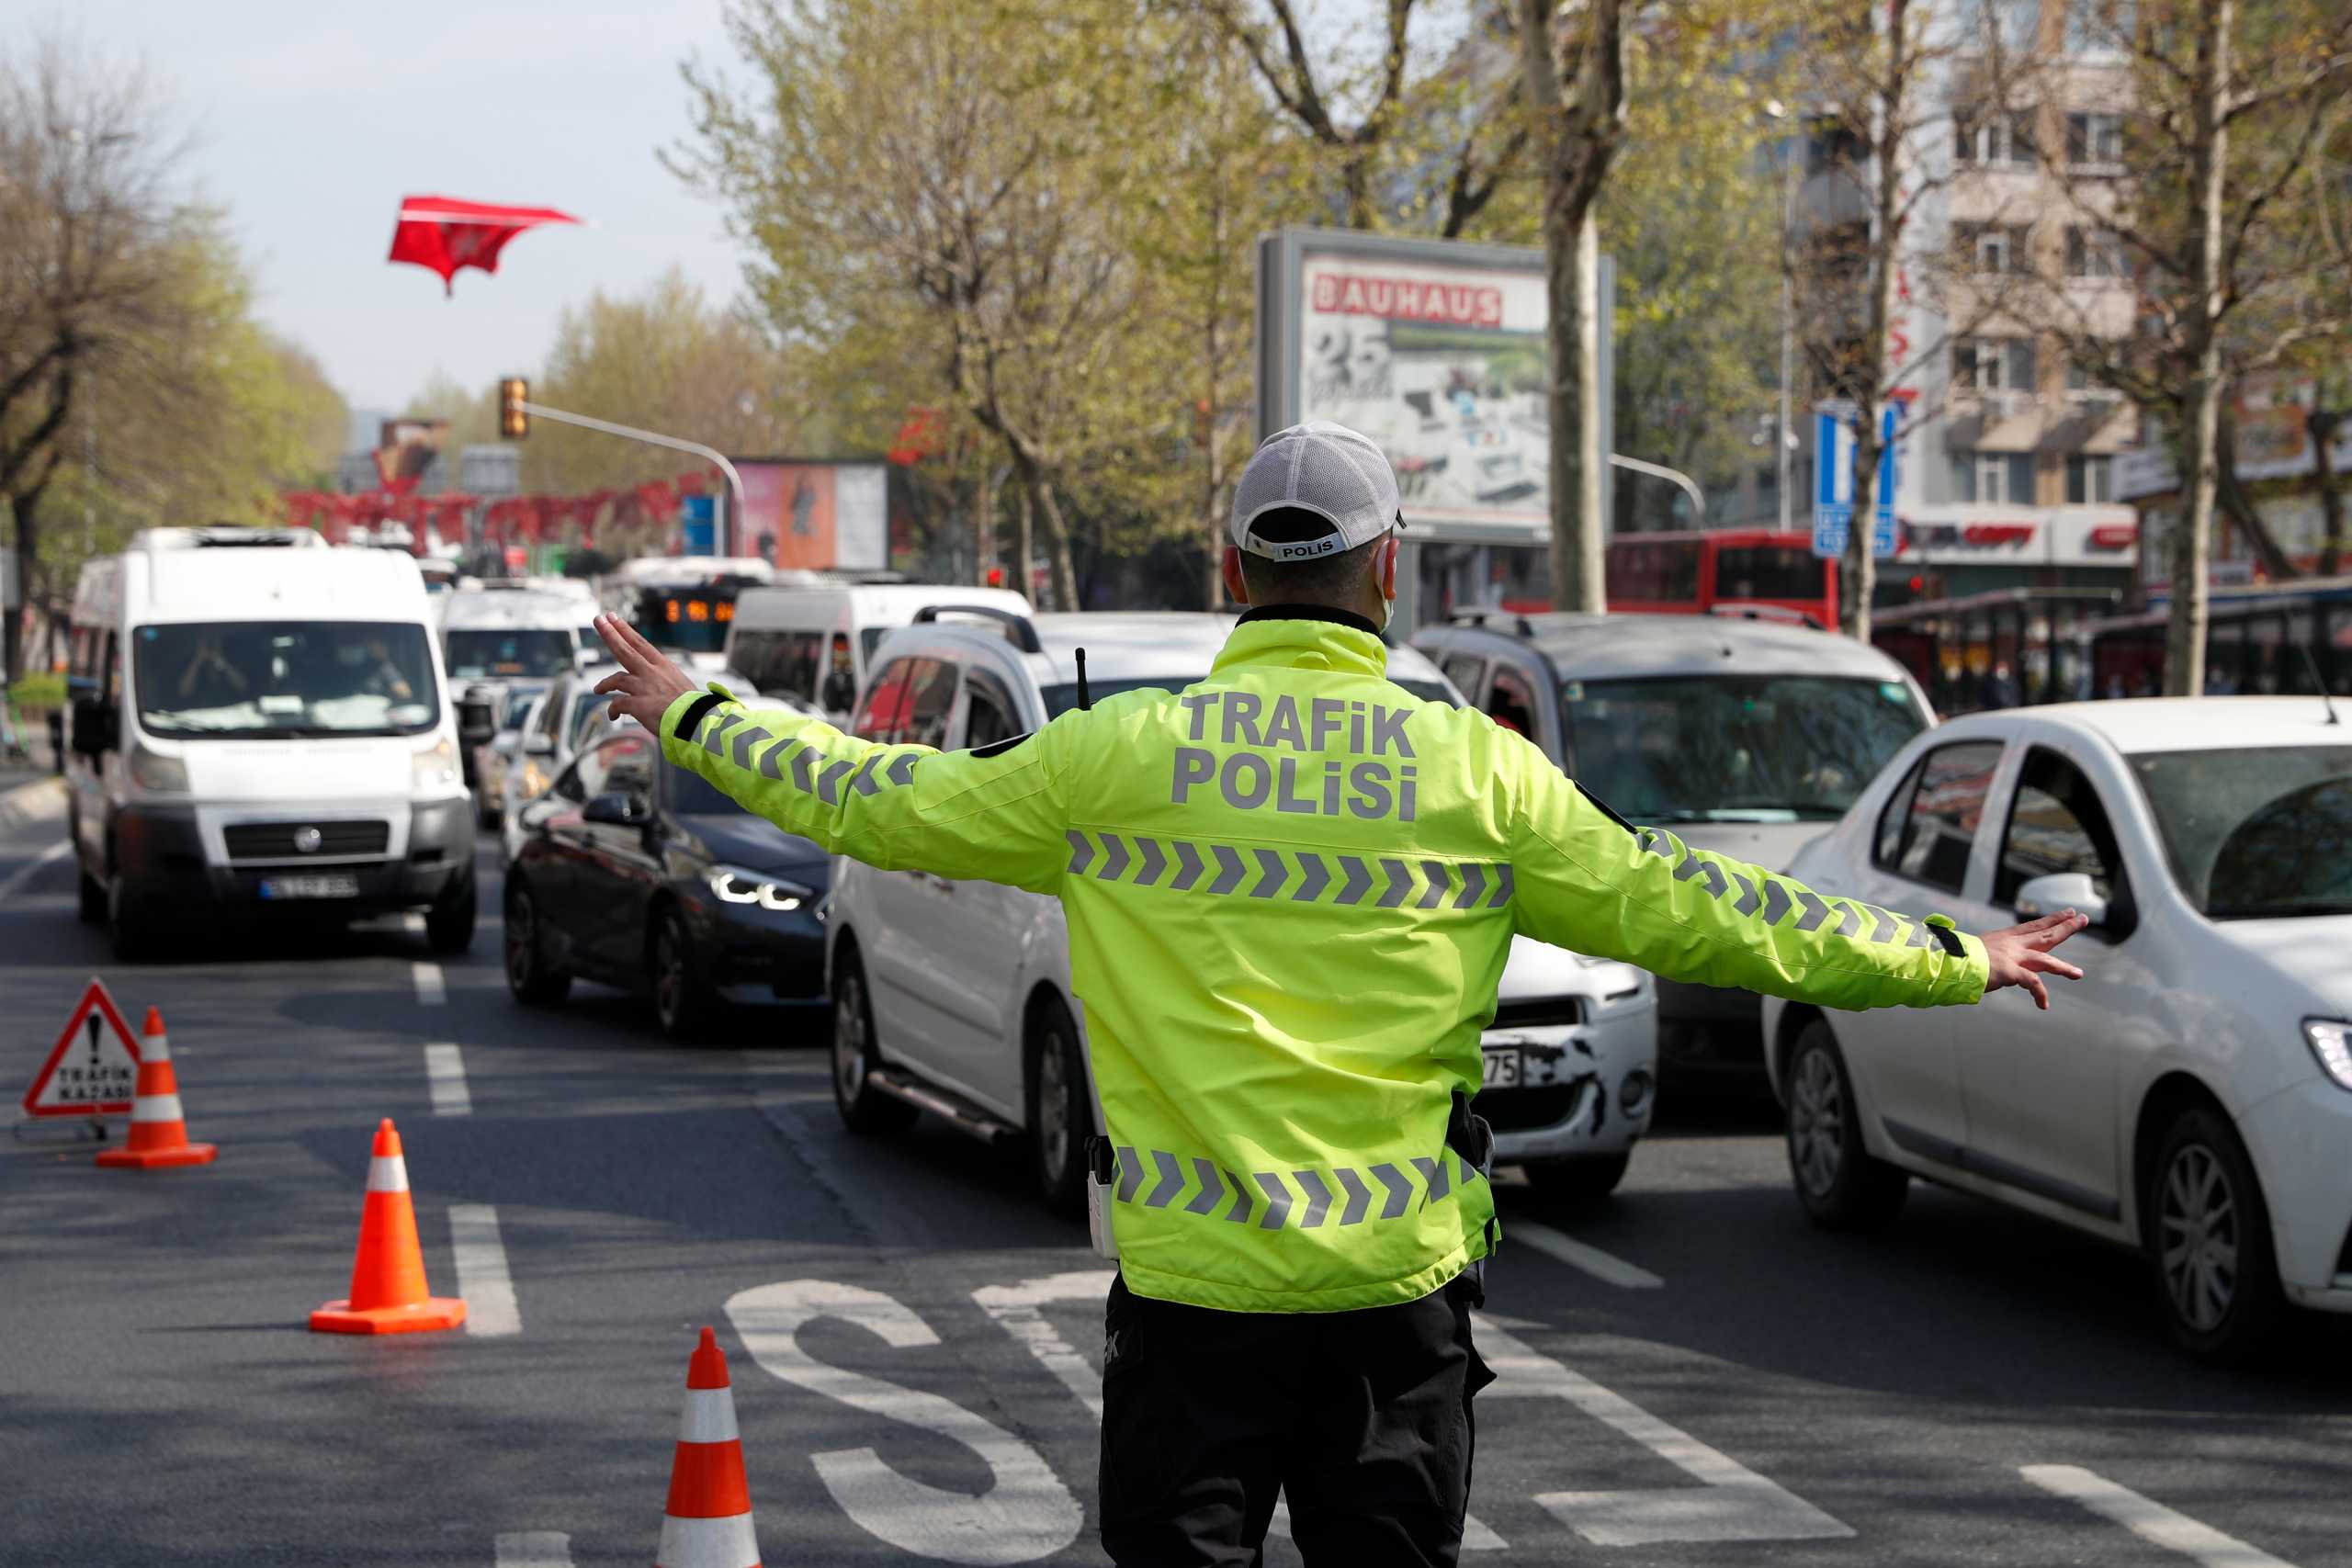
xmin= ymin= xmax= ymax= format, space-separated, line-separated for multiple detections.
xmin=1413 ymin=610 xmax=1933 ymax=1077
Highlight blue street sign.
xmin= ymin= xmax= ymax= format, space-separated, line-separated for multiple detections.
xmin=680 ymin=493 xmax=717 ymax=557
xmin=1813 ymin=407 xmax=1900 ymax=559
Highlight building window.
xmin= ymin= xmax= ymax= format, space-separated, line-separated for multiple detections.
xmin=1956 ymin=107 xmax=2037 ymax=165
xmin=1957 ymin=221 xmax=2030 ymax=273
xmin=2064 ymin=112 xmax=2124 ymax=165
xmin=2066 ymin=454 xmax=2114 ymax=503
xmin=1805 ymin=122 xmax=1869 ymax=175
xmin=1954 ymin=337 xmax=2039 ymax=391
xmin=2064 ymin=0 xmax=2133 ymax=54
xmin=2066 ymin=226 xmax=2124 ymax=277
xmin=1951 ymin=447 xmax=2038 ymax=503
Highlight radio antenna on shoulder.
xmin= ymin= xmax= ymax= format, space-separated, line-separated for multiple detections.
xmin=1075 ymin=647 xmax=1092 ymax=710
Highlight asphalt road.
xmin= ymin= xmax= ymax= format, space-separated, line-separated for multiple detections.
xmin=3 ymin=778 xmax=2348 ymax=1568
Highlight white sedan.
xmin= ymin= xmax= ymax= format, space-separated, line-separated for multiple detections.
xmin=1761 ymin=696 xmax=2352 ymax=1363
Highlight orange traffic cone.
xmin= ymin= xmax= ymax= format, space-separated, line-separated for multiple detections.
xmin=96 ymin=1008 xmax=218 ymax=1170
xmin=309 ymin=1119 xmax=467 ymax=1335
xmin=657 ymin=1326 xmax=762 ymax=1568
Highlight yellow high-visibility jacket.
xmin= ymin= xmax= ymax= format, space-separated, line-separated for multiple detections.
xmin=661 ymin=608 xmax=1986 ymax=1313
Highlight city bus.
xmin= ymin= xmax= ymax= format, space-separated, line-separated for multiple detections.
xmin=1600 ymin=530 xmax=1838 ymax=628
xmin=2086 ymin=577 xmax=2352 ymax=697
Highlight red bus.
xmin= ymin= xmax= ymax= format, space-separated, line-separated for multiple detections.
xmin=1600 ymin=530 xmax=1838 ymax=628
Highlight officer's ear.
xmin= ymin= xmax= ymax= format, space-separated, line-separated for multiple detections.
xmin=1375 ymin=535 xmax=1399 ymax=603
xmin=1221 ymin=546 xmax=1250 ymax=606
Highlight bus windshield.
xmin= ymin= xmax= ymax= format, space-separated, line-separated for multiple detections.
xmin=1562 ymin=674 xmax=1925 ymax=822
xmin=639 ymin=589 xmax=736 ymax=655
xmin=135 ymin=621 xmax=440 ymax=739
xmin=446 ymin=627 xmax=576 ymax=680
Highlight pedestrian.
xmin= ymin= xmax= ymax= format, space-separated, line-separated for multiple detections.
xmin=592 ymin=420 xmax=2087 ymax=1568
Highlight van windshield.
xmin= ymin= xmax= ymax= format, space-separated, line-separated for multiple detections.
xmin=134 ymin=622 xmax=440 ymax=739
xmin=446 ymin=628 xmax=577 ymax=680
xmin=1561 ymin=674 xmax=1925 ymax=822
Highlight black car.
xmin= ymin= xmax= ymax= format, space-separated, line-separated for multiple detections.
xmin=502 ymin=727 xmax=830 ymax=1039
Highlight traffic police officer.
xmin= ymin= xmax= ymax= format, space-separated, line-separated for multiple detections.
xmin=593 ymin=420 xmax=2086 ymax=1568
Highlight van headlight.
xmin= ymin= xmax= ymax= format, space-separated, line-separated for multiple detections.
xmin=413 ymin=736 xmax=460 ymax=793
xmin=706 ymin=865 xmax=814 ymax=913
xmin=2304 ymin=1020 xmax=2352 ymax=1092
xmin=127 ymin=740 xmax=187 ymax=794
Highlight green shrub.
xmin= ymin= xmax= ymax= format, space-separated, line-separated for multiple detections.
xmin=8 ymin=671 xmax=66 ymax=711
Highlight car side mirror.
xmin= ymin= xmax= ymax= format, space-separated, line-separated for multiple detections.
xmin=582 ymin=790 xmax=650 ymax=828
xmin=2015 ymin=871 xmax=2108 ymax=930
xmin=70 ymin=696 xmax=118 ymax=758
xmin=524 ymin=732 xmax=555 ymax=756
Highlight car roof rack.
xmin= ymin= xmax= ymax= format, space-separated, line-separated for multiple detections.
xmin=1446 ymin=607 xmax=1537 ymax=638
xmin=1704 ymin=604 xmax=1824 ymax=631
xmin=912 ymin=602 xmax=1044 ymax=653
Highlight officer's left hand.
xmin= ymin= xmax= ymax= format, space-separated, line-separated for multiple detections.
xmin=1978 ymin=909 xmax=2088 ymax=1010
xmin=594 ymin=615 xmax=697 ymax=730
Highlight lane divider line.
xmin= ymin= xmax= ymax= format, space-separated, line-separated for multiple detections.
xmin=1509 ymin=1218 xmax=1665 ymax=1289
xmin=413 ymin=961 xmax=446 ymax=1006
xmin=2022 ymin=1465 xmax=2300 ymax=1567
xmin=424 ymin=1043 xmax=471 ymax=1116
xmin=449 ymin=1204 xmax=521 ymax=1337
xmin=493 ymin=1530 xmax=574 ymax=1566
xmin=0 ymin=840 xmax=73 ymax=903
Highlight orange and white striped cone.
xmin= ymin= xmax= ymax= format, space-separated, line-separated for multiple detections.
xmin=657 ymin=1326 xmax=762 ymax=1568
xmin=96 ymin=1008 xmax=218 ymax=1169
xmin=309 ymin=1119 xmax=467 ymax=1335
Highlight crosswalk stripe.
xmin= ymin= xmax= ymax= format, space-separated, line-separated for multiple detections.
xmin=2021 ymin=1466 xmax=2300 ymax=1567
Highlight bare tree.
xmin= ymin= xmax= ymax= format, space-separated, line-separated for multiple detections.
xmin=1520 ymin=0 xmax=1624 ymax=613
xmin=0 ymin=35 xmax=187 ymax=677
xmin=1985 ymin=0 xmax=2352 ymax=693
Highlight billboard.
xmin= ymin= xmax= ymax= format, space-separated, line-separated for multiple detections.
xmin=737 ymin=459 xmax=889 ymax=572
xmin=1257 ymin=229 xmax=1607 ymax=543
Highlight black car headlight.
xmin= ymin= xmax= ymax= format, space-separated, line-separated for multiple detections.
xmin=706 ymin=864 xmax=816 ymax=913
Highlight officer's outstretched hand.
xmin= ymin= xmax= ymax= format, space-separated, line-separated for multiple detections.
xmin=1977 ymin=910 xmax=2089 ymax=1010
xmin=594 ymin=615 xmax=697 ymax=731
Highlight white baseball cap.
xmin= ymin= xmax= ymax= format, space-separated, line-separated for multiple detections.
xmin=1229 ymin=421 xmax=1404 ymax=561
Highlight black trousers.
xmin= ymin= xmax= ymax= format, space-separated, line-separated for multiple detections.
xmin=1098 ymin=1271 xmax=1494 ymax=1567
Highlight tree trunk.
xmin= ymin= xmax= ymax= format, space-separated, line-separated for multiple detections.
xmin=2169 ymin=0 xmax=2230 ymax=697
xmin=1842 ymin=0 xmax=1912 ymax=643
xmin=1014 ymin=479 xmax=1036 ymax=606
xmin=975 ymin=460 xmax=996 ymax=588
xmin=1521 ymin=0 xmax=1619 ymax=615
xmin=1035 ymin=475 xmax=1081 ymax=612
xmin=2310 ymin=404 xmax=2343 ymax=578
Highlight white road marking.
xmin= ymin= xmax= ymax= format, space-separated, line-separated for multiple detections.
xmin=730 ymin=1279 xmax=1081 ymax=1565
xmin=424 ymin=1043 xmax=472 ymax=1116
xmin=1509 ymin=1218 xmax=1664 ymax=1290
xmin=493 ymin=1530 xmax=574 ymax=1567
xmin=2023 ymin=1465 xmax=2300 ymax=1567
xmin=1475 ymin=1314 xmax=1850 ymax=1546
xmin=975 ymin=1271 xmax=1508 ymax=1551
xmin=0 ymin=839 xmax=73 ymax=903
xmin=413 ymin=961 xmax=446 ymax=1005
xmin=449 ymin=1205 xmax=521 ymax=1337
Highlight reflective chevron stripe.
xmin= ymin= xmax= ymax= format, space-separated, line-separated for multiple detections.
xmin=1636 ymin=826 xmax=1940 ymax=947
xmin=1106 ymin=1145 xmax=1479 ymax=1228
xmin=1057 ymin=831 xmax=1514 ymax=913
xmin=696 ymin=714 xmax=926 ymax=805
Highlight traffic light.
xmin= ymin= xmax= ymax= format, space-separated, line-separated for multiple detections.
xmin=498 ymin=378 xmax=529 ymax=439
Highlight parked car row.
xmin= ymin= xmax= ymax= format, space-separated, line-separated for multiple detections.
xmin=475 ymin=588 xmax=2347 ymax=1365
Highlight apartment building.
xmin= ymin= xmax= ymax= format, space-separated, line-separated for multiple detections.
xmin=1791 ymin=0 xmax=2143 ymax=603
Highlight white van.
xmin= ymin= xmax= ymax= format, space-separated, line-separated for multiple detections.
xmin=725 ymin=583 xmax=1032 ymax=717
xmin=64 ymin=528 xmax=477 ymax=961
xmin=440 ymin=584 xmax=599 ymax=685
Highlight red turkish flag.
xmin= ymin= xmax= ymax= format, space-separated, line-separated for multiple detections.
xmin=387 ymin=196 xmax=582 ymax=296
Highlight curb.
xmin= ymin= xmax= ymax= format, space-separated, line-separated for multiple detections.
xmin=0 ymin=775 xmax=64 ymax=831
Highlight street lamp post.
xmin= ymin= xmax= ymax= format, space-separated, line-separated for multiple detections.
xmin=1764 ymin=101 xmax=1802 ymax=532
xmin=515 ymin=400 xmax=750 ymax=558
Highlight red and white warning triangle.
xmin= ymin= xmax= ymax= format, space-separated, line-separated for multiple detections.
xmin=22 ymin=978 xmax=145 ymax=1118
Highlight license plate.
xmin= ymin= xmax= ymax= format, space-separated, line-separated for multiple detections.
xmin=259 ymin=874 xmax=359 ymax=900
xmin=1481 ymin=1047 xmax=1523 ymax=1089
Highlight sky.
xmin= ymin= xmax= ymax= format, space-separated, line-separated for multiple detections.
xmin=30 ymin=0 xmax=758 ymax=420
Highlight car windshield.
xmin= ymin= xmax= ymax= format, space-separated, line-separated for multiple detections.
xmin=446 ymin=627 xmax=575 ymax=680
xmin=2132 ymin=746 xmax=2352 ymax=919
xmin=1041 ymin=677 xmax=1197 ymax=718
xmin=1561 ymin=674 xmax=1925 ymax=822
xmin=134 ymin=621 xmax=439 ymax=739
xmin=501 ymin=689 xmax=538 ymax=728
